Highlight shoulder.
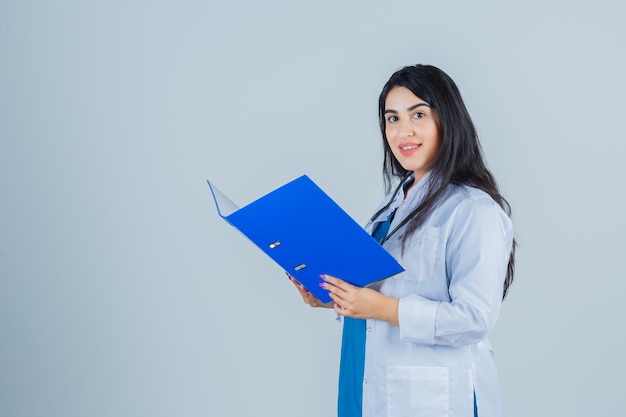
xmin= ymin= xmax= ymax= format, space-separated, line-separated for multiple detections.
xmin=440 ymin=184 xmax=502 ymax=211
xmin=434 ymin=184 xmax=513 ymax=233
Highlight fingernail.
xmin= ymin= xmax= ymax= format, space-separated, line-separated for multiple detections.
xmin=320 ymin=274 xmax=326 ymax=280
xmin=319 ymin=283 xmax=325 ymax=288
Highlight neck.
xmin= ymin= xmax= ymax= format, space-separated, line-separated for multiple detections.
xmin=403 ymin=177 xmax=415 ymax=198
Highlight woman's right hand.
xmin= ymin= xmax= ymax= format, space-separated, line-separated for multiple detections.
xmin=287 ymin=273 xmax=334 ymax=308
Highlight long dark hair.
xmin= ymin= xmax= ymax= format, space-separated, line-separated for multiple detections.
xmin=378 ymin=64 xmax=516 ymax=299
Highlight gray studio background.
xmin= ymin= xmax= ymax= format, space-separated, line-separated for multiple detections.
xmin=1 ymin=1 xmax=624 ymax=416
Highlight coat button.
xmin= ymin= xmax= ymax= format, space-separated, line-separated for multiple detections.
xmin=367 ymin=326 xmax=372 ymax=332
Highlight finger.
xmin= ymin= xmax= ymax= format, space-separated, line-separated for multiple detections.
xmin=301 ymin=286 xmax=325 ymax=307
xmin=333 ymin=302 xmax=353 ymax=317
xmin=334 ymin=303 xmax=344 ymax=315
xmin=300 ymin=286 xmax=314 ymax=299
xmin=301 ymin=291 xmax=315 ymax=306
xmin=321 ymin=274 xmax=354 ymax=292
xmin=291 ymin=279 xmax=316 ymax=304
xmin=286 ymin=272 xmax=302 ymax=286
xmin=306 ymin=295 xmax=325 ymax=308
xmin=288 ymin=275 xmax=307 ymax=295
xmin=320 ymin=279 xmax=350 ymax=301
xmin=293 ymin=282 xmax=307 ymax=297
xmin=326 ymin=288 xmax=349 ymax=311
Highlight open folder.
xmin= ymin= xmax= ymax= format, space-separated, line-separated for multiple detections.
xmin=207 ymin=175 xmax=404 ymax=303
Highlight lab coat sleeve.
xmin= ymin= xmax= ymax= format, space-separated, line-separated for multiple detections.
xmin=398 ymin=198 xmax=513 ymax=346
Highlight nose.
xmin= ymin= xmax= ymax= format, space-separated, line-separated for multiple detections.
xmin=398 ymin=118 xmax=415 ymax=137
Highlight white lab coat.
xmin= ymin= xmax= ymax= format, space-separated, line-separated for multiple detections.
xmin=361 ymin=174 xmax=514 ymax=417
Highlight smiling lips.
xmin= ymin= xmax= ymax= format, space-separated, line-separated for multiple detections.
xmin=399 ymin=143 xmax=421 ymax=156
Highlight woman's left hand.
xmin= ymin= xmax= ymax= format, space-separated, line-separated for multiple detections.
xmin=320 ymin=274 xmax=399 ymax=326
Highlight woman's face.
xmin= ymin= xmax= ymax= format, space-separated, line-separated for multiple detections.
xmin=384 ymin=86 xmax=441 ymax=183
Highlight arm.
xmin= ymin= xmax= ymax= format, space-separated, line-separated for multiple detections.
xmin=322 ymin=199 xmax=513 ymax=347
xmin=398 ymin=200 xmax=514 ymax=346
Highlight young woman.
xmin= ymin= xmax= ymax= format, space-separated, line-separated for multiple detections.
xmin=291 ymin=64 xmax=516 ymax=417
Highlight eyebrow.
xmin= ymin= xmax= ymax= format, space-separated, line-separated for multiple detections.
xmin=384 ymin=102 xmax=431 ymax=114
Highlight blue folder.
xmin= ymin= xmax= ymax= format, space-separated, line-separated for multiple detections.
xmin=207 ymin=175 xmax=404 ymax=303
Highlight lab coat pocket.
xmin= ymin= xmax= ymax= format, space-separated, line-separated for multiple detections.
xmin=386 ymin=365 xmax=449 ymax=417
